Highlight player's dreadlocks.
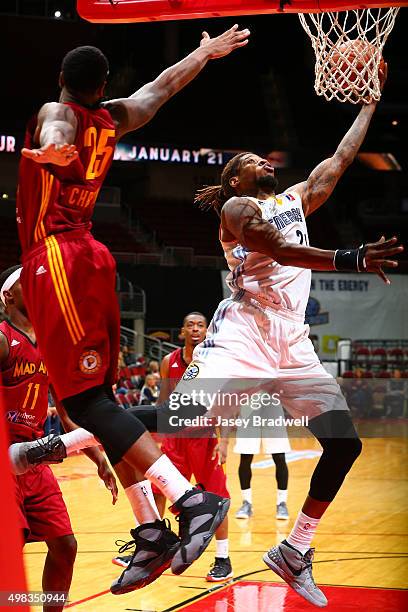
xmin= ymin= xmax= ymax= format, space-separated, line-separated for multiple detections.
xmin=194 ymin=152 xmax=250 ymax=217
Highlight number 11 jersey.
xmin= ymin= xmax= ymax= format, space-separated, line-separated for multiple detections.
xmin=0 ymin=320 xmax=49 ymax=442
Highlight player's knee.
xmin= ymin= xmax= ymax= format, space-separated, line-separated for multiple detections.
xmin=63 ymin=385 xmax=147 ymax=465
xmin=239 ymin=453 xmax=253 ymax=465
xmin=271 ymin=452 xmax=286 ymax=467
xmin=321 ymin=435 xmax=362 ymax=473
xmin=47 ymin=535 xmax=77 ymax=566
xmin=346 ymin=436 xmax=363 ymax=464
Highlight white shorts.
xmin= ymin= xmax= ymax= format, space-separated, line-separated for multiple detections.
xmin=233 ymin=402 xmax=291 ymax=455
xmin=175 ymin=293 xmax=348 ymax=421
xmin=233 ymin=436 xmax=291 ymax=455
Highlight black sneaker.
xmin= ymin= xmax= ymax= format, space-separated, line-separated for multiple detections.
xmin=10 ymin=434 xmax=67 ymax=474
xmin=170 ymin=486 xmax=230 ymax=576
xmin=206 ymin=557 xmax=233 ymax=582
xmin=110 ymin=518 xmax=180 ymax=595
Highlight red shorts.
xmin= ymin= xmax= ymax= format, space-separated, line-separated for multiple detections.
xmin=21 ymin=231 xmax=120 ymax=400
xmin=15 ymin=465 xmax=73 ymax=542
xmin=153 ymin=436 xmax=230 ymax=498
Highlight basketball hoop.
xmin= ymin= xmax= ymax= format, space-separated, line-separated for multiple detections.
xmin=299 ymin=8 xmax=400 ymax=104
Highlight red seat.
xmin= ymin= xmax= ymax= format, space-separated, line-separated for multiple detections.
xmin=377 ymin=370 xmax=392 ymax=378
xmin=356 ymin=347 xmax=370 ymax=356
xmin=372 ymin=347 xmax=386 ymax=358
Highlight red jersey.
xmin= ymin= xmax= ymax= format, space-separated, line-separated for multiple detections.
xmin=17 ymin=102 xmax=116 ymax=254
xmin=0 ymin=320 xmax=49 ymax=442
xmin=168 ymin=347 xmax=188 ymax=386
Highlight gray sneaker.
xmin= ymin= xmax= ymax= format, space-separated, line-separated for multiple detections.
xmin=110 ymin=519 xmax=180 ymax=594
xmin=263 ymin=540 xmax=328 ymax=608
xmin=276 ymin=502 xmax=289 ymax=520
xmin=235 ymin=501 xmax=253 ymax=519
xmin=170 ymin=487 xmax=230 ymax=575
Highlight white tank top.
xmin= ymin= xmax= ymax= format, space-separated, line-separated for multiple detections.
xmin=221 ymin=191 xmax=311 ymax=316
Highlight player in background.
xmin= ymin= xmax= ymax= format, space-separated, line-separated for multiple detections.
xmin=234 ymin=423 xmax=291 ymax=520
xmin=113 ymin=312 xmax=233 ymax=582
xmin=182 ymin=68 xmax=403 ymax=607
xmin=0 ymin=265 xmax=117 ymax=612
xmin=16 ymin=29 xmax=250 ymax=593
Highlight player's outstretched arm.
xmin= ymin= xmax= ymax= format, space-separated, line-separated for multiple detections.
xmin=291 ymin=64 xmax=387 ymax=217
xmin=222 ymin=196 xmax=403 ymax=283
xmin=104 ymin=24 xmax=250 ymax=139
xmin=21 ymin=102 xmax=79 ymax=166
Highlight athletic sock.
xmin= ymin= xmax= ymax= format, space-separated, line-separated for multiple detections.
xmin=215 ymin=538 xmax=229 ymax=559
xmin=125 ymin=480 xmax=161 ymax=525
xmin=8 ymin=443 xmax=28 ymax=475
xmin=277 ymin=489 xmax=288 ymax=505
xmin=286 ymin=511 xmax=320 ymax=555
xmin=60 ymin=428 xmax=100 ymax=454
xmin=241 ymin=488 xmax=252 ymax=504
xmin=145 ymin=454 xmax=193 ymax=503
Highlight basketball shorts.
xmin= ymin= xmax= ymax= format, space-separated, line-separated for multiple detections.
xmin=152 ymin=436 xmax=230 ymax=499
xmin=21 ymin=231 xmax=120 ymax=401
xmin=233 ymin=403 xmax=292 ymax=455
xmin=15 ymin=465 xmax=73 ymax=542
xmin=175 ymin=293 xmax=348 ymax=422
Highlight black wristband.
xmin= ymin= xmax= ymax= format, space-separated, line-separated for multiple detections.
xmin=334 ymin=244 xmax=367 ymax=272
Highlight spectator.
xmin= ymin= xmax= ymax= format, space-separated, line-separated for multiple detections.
xmin=118 ymin=349 xmax=126 ymax=369
xmin=140 ymin=374 xmax=159 ymax=405
xmin=347 ymin=373 xmax=373 ymax=418
xmin=383 ymin=370 xmax=406 ymax=418
xmin=148 ymin=359 xmax=161 ymax=384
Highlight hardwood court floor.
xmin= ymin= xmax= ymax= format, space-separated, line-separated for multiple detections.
xmin=24 ymin=435 xmax=408 ymax=611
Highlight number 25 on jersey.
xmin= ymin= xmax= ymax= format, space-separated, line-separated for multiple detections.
xmin=84 ymin=127 xmax=115 ymax=180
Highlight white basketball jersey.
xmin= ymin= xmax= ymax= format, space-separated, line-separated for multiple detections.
xmin=221 ymin=191 xmax=311 ymax=315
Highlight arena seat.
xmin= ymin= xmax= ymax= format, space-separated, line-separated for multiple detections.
xmin=92 ymin=221 xmax=151 ymax=254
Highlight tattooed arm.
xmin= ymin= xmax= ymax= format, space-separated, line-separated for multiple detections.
xmin=291 ymin=102 xmax=377 ymax=217
xmin=221 ymin=196 xmax=402 ymax=281
xmin=290 ymin=62 xmax=387 ymax=217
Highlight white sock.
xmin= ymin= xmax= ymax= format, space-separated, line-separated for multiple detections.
xmin=216 ymin=538 xmax=229 ymax=559
xmin=286 ymin=511 xmax=320 ymax=555
xmin=241 ymin=488 xmax=252 ymax=504
xmin=8 ymin=443 xmax=28 ymax=475
xmin=277 ymin=489 xmax=288 ymax=505
xmin=60 ymin=429 xmax=100 ymax=455
xmin=125 ymin=480 xmax=161 ymax=525
xmin=144 ymin=454 xmax=193 ymax=504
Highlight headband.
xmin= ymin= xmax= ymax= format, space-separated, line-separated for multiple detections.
xmin=0 ymin=267 xmax=22 ymax=306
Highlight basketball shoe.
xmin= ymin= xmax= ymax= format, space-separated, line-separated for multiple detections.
xmin=170 ymin=486 xmax=230 ymax=575
xmin=235 ymin=500 xmax=253 ymax=518
xmin=263 ymin=540 xmax=327 ymax=607
xmin=276 ymin=502 xmax=289 ymax=520
xmin=10 ymin=434 xmax=67 ymax=474
xmin=111 ymin=519 xmax=180 ymax=594
xmin=206 ymin=557 xmax=233 ymax=582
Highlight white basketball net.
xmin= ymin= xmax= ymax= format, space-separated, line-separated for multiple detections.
xmin=299 ymin=8 xmax=399 ymax=104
